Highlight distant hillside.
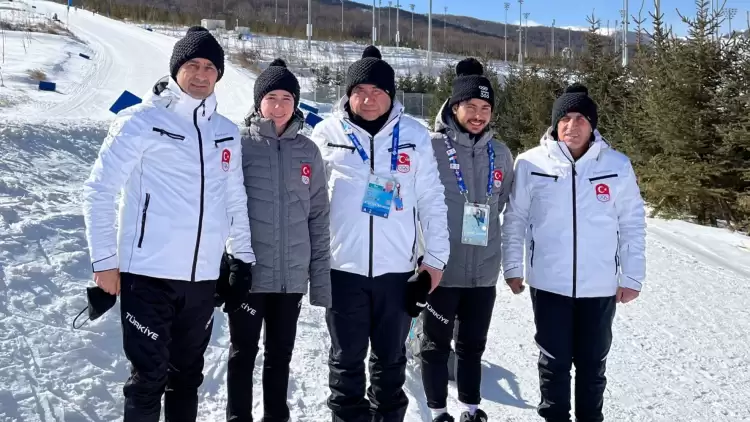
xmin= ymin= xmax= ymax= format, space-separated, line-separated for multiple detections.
xmin=66 ymin=0 xmax=619 ymax=60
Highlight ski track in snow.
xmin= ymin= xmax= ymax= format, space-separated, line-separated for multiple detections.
xmin=2 ymin=1 xmax=750 ymax=421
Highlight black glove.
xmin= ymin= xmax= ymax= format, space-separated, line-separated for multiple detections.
xmin=405 ymin=270 xmax=432 ymax=317
xmin=214 ymin=252 xmax=233 ymax=308
xmin=224 ymin=256 xmax=253 ymax=311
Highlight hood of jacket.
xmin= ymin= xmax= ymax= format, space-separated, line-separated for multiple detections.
xmin=539 ymin=126 xmax=610 ymax=165
xmin=434 ymin=99 xmax=495 ymax=149
xmin=243 ymin=109 xmax=305 ymax=140
xmin=332 ymin=95 xmax=405 ymax=135
xmin=142 ymin=76 xmax=218 ymax=122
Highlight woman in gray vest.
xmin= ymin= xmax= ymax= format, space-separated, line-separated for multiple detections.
xmin=218 ymin=59 xmax=332 ymax=422
xmin=419 ymin=58 xmax=515 ymax=422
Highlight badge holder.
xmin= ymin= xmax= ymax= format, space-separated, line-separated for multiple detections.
xmin=461 ymin=203 xmax=490 ymax=246
xmin=362 ymin=174 xmax=397 ymax=218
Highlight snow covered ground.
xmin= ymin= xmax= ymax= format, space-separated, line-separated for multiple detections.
xmin=1 ymin=1 xmax=750 ymax=421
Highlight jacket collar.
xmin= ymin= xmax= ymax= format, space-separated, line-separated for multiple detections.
xmin=245 ymin=109 xmax=304 ymax=140
xmin=434 ymin=99 xmax=494 ymax=149
xmin=143 ymin=76 xmax=218 ymax=122
xmin=540 ymin=127 xmax=608 ymax=165
xmin=333 ymin=95 xmax=404 ymax=138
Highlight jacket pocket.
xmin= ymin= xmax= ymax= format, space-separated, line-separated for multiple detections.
xmin=589 ymin=173 xmax=618 ymax=182
xmin=137 ymin=193 xmax=151 ymax=248
xmin=213 ymin=136 xmax=234 ymax=147
xmin=529 ymin=224 xmax=535 ymax=267
xmin=614 ymin=230 xmax=620 ymax=275
xmin=530 ymin=171 xmax=559 ymax=181
xmin=152 ymin=127 xmax=185 ymax=140
xmin=387 ymin=143 xmax=417 ymax=152
xmin=410 ymin=207 xmax=417 ymax=262
xmin=327 ymin=142 xmax=356 ymax=152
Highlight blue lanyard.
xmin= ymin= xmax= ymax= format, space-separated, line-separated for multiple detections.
xmin=444 ymin=136 xmax=495 ymax=203
xmin=341 ymin=120 xmax=400 ymax=173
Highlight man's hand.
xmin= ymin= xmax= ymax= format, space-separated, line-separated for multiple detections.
xmin=94 ymin=268 xmax=121 ymax=296
xmin=419 ymin=264 xmax=443 ymax=293
xmin=616 ymin=287 xmax=639 ymax=304
xmin=506 ymin=277 xmax=525 ymax=295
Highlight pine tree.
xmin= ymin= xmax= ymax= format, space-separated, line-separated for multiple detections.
xmin=413 ymin=71 xmax=428 ymax=93
xmin=397 ymin=73 xmax=414 ymax=93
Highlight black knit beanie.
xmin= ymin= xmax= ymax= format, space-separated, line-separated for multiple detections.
xmin=345 ymin=45 xmax=396 ymax=100
xmin=449 ymin=58 xmax=495 ymax=110
xmin=550 ymin=83 xmax=598 ymax=138
xmin=170 ymin=26 xmax=225 ymax=82
xmin=254 ymin=58 xmax=301 ymax=110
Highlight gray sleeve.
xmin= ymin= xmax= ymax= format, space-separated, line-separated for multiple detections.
xmin=307 ymin=146 xmax=332 ymax=308
xmin=499 ymin=142 xmax=515 ymax=213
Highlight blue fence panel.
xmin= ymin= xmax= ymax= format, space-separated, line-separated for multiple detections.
xmin=110 ymin=90 xmax=142 ymax=114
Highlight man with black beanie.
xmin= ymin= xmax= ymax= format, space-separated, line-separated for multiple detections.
xmin=417 ymin=58 xmax=514 ymax=422
xmin=501 ymin=83 xmax=647 ymax=422
xmin=82 ymin=26 xmax=255 ymax=422
xmin=311 ymin=45 xmax=450 ymax=422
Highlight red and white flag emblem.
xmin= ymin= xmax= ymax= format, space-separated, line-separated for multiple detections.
xmin=595 ymin=183 xmax=611 ymax=202
xmin=301 ymin=163 xmax=311 ymax=185
xmin=397 ymin=153 xmax=411 ymax=173
xmin=492 ymin=169 xmax=503 ymax=188
xmin=221 ymin=149 xmax=231 ymax=172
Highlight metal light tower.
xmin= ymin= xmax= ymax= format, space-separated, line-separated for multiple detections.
xmin=728 ymin=7 xmax=737 ymax=35
xmin=518 ymin=0 xmax=524 ymax=66
xmin=443 ymin=6 xmax=447 ymax=52
xmin=504 ymin=2 xmax=510 ymax=62
xmin=551 ymin=19 xmax=555 ymax=57
xmin=524 ymin=12 xmax=530 ymax=58
xmin=621 ymin=1 xmax=629 ymax=67
xmin=275 ymin=0 xmax=278 ymax=23
xmin=287 ymin=0 xmax=290 ymax=24
xmin=428 ymin=0 xmax=433 ymax=73
xmin=307 ymin=0 xmax=312 ymax=52
xmin=372 ymin=0 xmax=377 ymax=44
xmin=410 ymin=4 xmax=415 ymax=41
xmin=388 ymin=1 xmax=392 ymax=43
xmin=340 ymin=0 xmax=344 ymax=33
xmin=378 ymin=0 xmax=382 ymax=41
xmin=396 ymin=1 xmax=400 ymax=47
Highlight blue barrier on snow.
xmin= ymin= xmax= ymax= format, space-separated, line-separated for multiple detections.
xmin=79 ymin=53 xmax=90 ymax=59
xmin=299 ymin=102 xmax=319 ymax=115
xmin=38 ymin=81 xmax=56 ymax=91
xmin=110 ymin=90 xmax=142 ymax=114
xmin=305 ymin=112 xmax=323 ymax=128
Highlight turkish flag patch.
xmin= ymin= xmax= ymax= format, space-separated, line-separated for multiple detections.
xmin=397 ymin=153 xmax=411 ymax=173
xmin=492 ymin=169 xmax=503 ymax=188
xmin=301 ymin=163 xmax=311 ymax=185
xmin=221 ymin=149 xmax=231 ymax=172
xmin=595 ymin=183 xmax=611 ymax=202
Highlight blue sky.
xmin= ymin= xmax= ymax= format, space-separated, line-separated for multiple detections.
xmin=391 ymin=0 xmax=750 ymax=35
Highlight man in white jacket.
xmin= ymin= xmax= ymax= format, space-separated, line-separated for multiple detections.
xmin=501 ymin=84 xmax=646 ymax=422
xmin=81 ymin=27 xmax=255 ymax=422
xmin=311 ymin=45 xmax=450 ymax=422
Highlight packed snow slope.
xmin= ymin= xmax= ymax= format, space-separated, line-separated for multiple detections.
xmin=2 ymin=1 xmax=750 ymax=421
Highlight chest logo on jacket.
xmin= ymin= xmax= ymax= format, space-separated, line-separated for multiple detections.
xmin=493 ymin=169 xmax=503 ymax=188
xmin=301 ymin=163 xmax=311 ymax=185
xmin=221 ymin=149 xmax=231 ymax=172
xmin=397 ymin=153 xmax=411 ymax=173
xmin=595 ymin=183 xmax=611 ymax=202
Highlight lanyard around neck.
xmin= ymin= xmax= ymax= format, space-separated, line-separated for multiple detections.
xmin=444 ymin=136 xmax=495 ymax=203
xmin=341 ymin=120 xmax=400 ymax=173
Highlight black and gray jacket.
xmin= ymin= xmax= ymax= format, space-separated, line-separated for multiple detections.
xmin=430 ymin=100 xmax=514 ymax=288
xmin=241 ymin=111 xmax=331 ymax=307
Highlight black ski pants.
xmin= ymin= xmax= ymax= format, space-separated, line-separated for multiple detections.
xmin=419 ymin=286 xmax=496 ymax=409
xmin=530 ymin=288 xmax=616 ymax=422
xmin=326 ymin=269 xmax=413 ymax=422
xmin=120 ymin=272 xmax=216 ymax=422
xmin=226 ymin=293 xmax=304 ymax=422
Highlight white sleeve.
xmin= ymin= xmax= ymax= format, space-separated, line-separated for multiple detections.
xmin=225 ymin=128 xmax=256 ymax=264
xmin=310 ymin=119 xmax=333 ymax=182
xmin=616 ymin=161 xmax=647 ymax=291
xmin=414 ymin=127 xmax=450 ymax=270
xmin=501 ymin=157 xmax=532 ymax=279
xmin=82 ymin=115 xmax=145 ymax=272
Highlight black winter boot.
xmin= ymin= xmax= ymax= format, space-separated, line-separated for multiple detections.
xmin=433 ymin=413 xmax=455 ymax=422
xmin=460 ymin=408 xmax=488 ymax=422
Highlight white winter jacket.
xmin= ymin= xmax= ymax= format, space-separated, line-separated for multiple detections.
xmin=501 ymin=129 xmax=646 ymax=298
xmin=311 ymin=97 xmax=450 ymax=278
xmin=82 ymin=77 xmax=255 ymax=282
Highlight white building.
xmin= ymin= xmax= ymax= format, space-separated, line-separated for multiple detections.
xmin=200 ymin=19 xmax=226 ymax=30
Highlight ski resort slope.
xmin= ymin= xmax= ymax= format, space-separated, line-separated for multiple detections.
xmin=9 ymin=0 xmax=257 ymax=124
xmin=1 ymin=1 xmax=750 ymax=421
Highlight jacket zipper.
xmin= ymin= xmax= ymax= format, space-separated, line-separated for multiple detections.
xmin=214 ymin=136 xmax=234 ymax=147
xmin=327 ymin=142 xmax=356 ymax=152
xmin=369 ymin=134 xmax=374 ymax=279
xmin=529 ymin=224 xmax=535 ymax=267
xmin=470 ymin=146 xmax=477 ymax=287
xmin=410 ymin=207 xmax=417 ymax=262
xmin=137 ymin=193 xmax=151 ymax=248
xmin=589 ymin=173 xmax=618 ymax=182
xmin=152 ymin=127 xmax=185 ymax=140
xmin=615 ymin=230 xmax=620 ymax=275
xmin=571 ymin=163 xmax=578 ymax=298
xmin=190 ymin=100 xmax=207 ymax=282
xmin=278 ymin=140 xmax=287 ymax=293
xmin=387 ymin=143 xmax=417 ymax=152
xmin=531 ymin=171 xmax=559 ymax=181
